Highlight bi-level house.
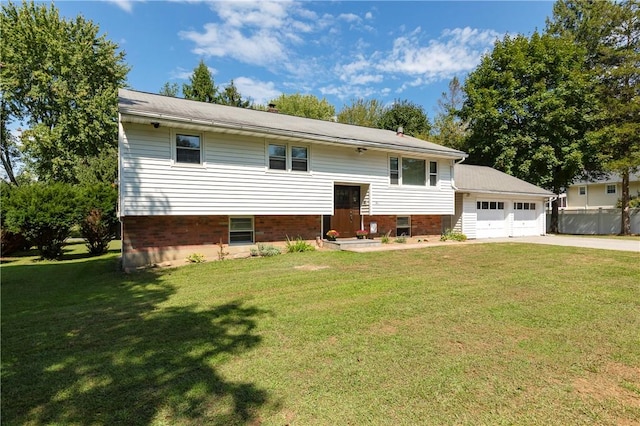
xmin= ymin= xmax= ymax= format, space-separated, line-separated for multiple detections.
xmin=118 ymin=89 xmax=468 ymax=268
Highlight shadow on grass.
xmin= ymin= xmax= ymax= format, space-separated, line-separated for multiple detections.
xmin=1 ymin=255 xmax=271 ymax=425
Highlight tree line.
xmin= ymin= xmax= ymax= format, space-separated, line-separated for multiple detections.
xmin=1 ymin=0 xmax=638 ymax=259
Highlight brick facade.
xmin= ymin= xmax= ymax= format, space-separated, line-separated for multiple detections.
xmin=364 ymin=215 xmax=442 ymax=237
xmin=121 ymin=213 xmax=443 ymax=269
xmin=255 ymin=215 xmax=321 ymax=241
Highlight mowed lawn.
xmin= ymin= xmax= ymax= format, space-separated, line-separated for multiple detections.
xmin=2 ymin=241 xmax=639 ymax=425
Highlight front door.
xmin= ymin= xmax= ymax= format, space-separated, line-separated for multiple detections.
xmin=332 ymin=185 xmax=361 ymax=238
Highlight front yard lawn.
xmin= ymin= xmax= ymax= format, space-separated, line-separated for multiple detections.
xmin=2 ymin=241 xmax=639 ymax=425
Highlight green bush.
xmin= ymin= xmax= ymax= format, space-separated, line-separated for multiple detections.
xmin=77 ymin=184 xmax=118 ymax=255
xmin=251 ymin=243 xmax=281 ymax=257
xmin=3 ymin=183 xmax=79 ymax=259
xmin=440 ymin=229 xmax=468 ymax=242
xmin=1 ymin=182 xmax=30 ymax=255
xmin=285 ymin=236 xmax=315 ymax=253
xmin=186 ymin=253 xmax=206 ymax=263
xmin=394 ymin=235 xmax=407 ymax=243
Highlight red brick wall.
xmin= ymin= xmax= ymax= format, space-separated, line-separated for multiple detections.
xmin=255 ymin=215 xmax=321 ymax=241
xmin=364 ymin=215 xmax=442 ymax=237
xmin=122 ymin=216 xmax=229 ymax=252
xmin=122 ymin=215 xmax=322 ymax=253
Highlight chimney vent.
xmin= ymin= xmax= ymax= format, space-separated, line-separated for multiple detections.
xmin=397 ymin=126 xmax=404 ymax=136
xmin=267 ymin=103 xmax=278 ymax=113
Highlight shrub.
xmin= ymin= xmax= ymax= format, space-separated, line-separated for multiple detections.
xmin=285 ymin=236 xmax=315 ymax=253
xmin=0 ymin=182 xmax=30 ymax=255
xmin=394 ymin=235 xmax=407 ymax=243
xmin=77 ymin=184 xmax=118 ymax=255
xmin=3 ymin=183 xmax=79 ymax=259
xmin=440 ymin=229 xmax=468 ymax=242
xmin=186 ymin=253 xmax=206 ymax=263
xmin=251 ymin=243 xmax=281 ymax=257
xmin=380 ymin=230 xmax=391 ymax=244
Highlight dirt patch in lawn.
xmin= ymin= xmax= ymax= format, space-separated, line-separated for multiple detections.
xmin=294 ymin=264 xmax=330 ymax=271
xmin=573 ymin=362 xmax=640 ymax=409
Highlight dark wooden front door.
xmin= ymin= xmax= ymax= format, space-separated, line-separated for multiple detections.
xmin=332 ymin=185 xmax=361 ymax=238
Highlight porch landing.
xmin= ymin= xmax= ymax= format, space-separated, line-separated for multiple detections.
xmin=323 ymin=238 xmax=381 ymax=251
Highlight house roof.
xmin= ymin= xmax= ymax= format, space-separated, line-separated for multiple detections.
xmin=573 ymin=172 xmax=640 ymax=185
xmin=454 ymin=164 xmax=554 ymax=197
xmin=118 ymin=89 xmax=467 ymax=159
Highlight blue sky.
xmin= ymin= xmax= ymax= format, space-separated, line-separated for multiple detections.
xmin=54 ymin=1 xmax=555 ymax=116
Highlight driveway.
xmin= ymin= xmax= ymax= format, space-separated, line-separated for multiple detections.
xmin=344 ymin=235 xmax=640 ymax=253
xmin=474 ymin=235 xmax=640 ymax=253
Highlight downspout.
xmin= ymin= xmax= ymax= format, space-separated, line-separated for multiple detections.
xmin=451 ymin=156 xmax=466 ymax=191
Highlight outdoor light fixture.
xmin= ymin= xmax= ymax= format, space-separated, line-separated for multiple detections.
xmin=151 ymin=121 xmax=160 ymax=128
xmin=356 ymin=147 xmax=367 ymax=154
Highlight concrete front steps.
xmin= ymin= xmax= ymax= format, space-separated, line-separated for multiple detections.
xmin=323 ymin=238 xmax=381 ymax=251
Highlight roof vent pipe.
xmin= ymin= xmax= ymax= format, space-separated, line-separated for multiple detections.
xmin=267 ymin=103 xmax=278 ymax=113
xmin=397 ymin=126 xmax=404 ymax=136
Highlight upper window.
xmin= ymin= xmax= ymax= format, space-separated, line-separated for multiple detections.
xmin=606 ymin=184 xmax=616 ymax=194
xmin=389 ymin=156 xmax=437 ymax=187
xmin=402 ymin=158 xmax=426 ymax=186
xmin=390 ymin=157 xmax=399 ymax=185
xmin=429 ymin=161 xmax=438 ymax=187
xmin=579 ymin=186 xmax=586 ymax=195
xmin=291 ymin=146 xmax=308 ymax=171
xmin=268 ymin=144 xmax=308 ymax=172
xmin=176 ymin=134 xmax=201 ymax=164
xmin=268 ymin=144 xmax=286 ymax=170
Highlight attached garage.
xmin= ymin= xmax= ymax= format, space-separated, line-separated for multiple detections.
xmin=451 ymin=165 xmax=553 ymax=239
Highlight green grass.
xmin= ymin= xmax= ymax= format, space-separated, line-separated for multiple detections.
xmin=2 ymin=241 xmax=639 ymax=425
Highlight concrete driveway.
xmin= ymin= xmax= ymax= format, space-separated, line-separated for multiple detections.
xmin=475 ymin=235 xmax=640 ymax=253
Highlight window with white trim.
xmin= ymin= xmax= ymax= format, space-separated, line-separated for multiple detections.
xmin=229 ymin=217 xmax=254 ymax=244
xmin=389 ymin=156 xmax=437 ymax=187
xmin=390 ymin=157 xmax=399 ymax=185
xmin=514 ymin=202 xmax=536 ymax=210
xmin=477 ymin=201 xmax=505 ymax=210
xmin=429 ymin=161 xmax=438 ymax=186
xmin=176 ymin=133 xmax=201 ymax=164
xmin=606 ymin=184 xmax=616 ymax=194
xmin=579 ymin=186 xmax=586 ymax=195
xmin=397 ymin=216 xmax=410 ymax=236
xmin=268 ymin=144 xmax=309 ymax=172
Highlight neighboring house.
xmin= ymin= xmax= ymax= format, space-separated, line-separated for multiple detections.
xmin=450 ymin=164 xmax=554 ymax=239
xmin=565 ymin=173 xmax=640 ymax=210
xmin=118 ymin=89 xmax=467 ymax=268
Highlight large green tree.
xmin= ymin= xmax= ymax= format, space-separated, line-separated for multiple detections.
xmin=159 ymin=82 xmax=179 ymax=97
xmin=267 ymin=93 xmax=336 ymax=121
xmin=547 ymin=0 xmax=639 ymax=235
xmin=431 ymin=76 xmax=468 ymax=151
xmin=377 ymin=99 xmax=431 ymax=140
xmin=337 ymin=98 xmax=385 ymax=128
xmin=182 ymin=60 xmax=217 ymax=103
xmin=217 ymin=80 xmax=250 ymax=108
xmin=460 ymin=32 xmax=598 ymax=232
xmin=1 ymin=1 xmax=128 ymax=183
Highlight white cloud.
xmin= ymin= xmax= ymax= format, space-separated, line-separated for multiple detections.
xmin=338 ymin=13 xmax=360 ymax=23
xmin=179 ymin=1 xmax=326 ymax=68
xmin=180 ymin=24 xmax=287 ymax=66
xmin=104 ymin=0 xmax=135 ymax=13
xmin=365 ymin=11 xmax=373 ymax=20
xmin=234 ymin=77 xmax=281 ymax=105
xmin=377 ymin=26 xmax=500 ymax=80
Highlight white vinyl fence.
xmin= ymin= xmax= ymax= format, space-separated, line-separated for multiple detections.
xmin=547 ymin=208 xmax=640 ymax=235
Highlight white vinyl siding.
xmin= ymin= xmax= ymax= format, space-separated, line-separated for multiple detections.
xmin=120 ymin=123 xmax=456 ymax=216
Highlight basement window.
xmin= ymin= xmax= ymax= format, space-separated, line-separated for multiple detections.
xmin=229 ymin=217 xmax=254 ymax=244
xmin=397 ymin=216 xmax=411 ymax=237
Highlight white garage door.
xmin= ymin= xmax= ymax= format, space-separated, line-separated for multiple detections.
xmin=513 ymin=202 xmax=540 ymax=237
xmin=476 ymin=201 xmax=508 ymax=238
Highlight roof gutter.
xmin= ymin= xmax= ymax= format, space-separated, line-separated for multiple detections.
xmin=120 ymin=111 xmax=468 ymax=160
xmin=455 ymin=188 xmax=555 ymax=198
xmin=451 ymin=156 xmax=466 ymax=191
